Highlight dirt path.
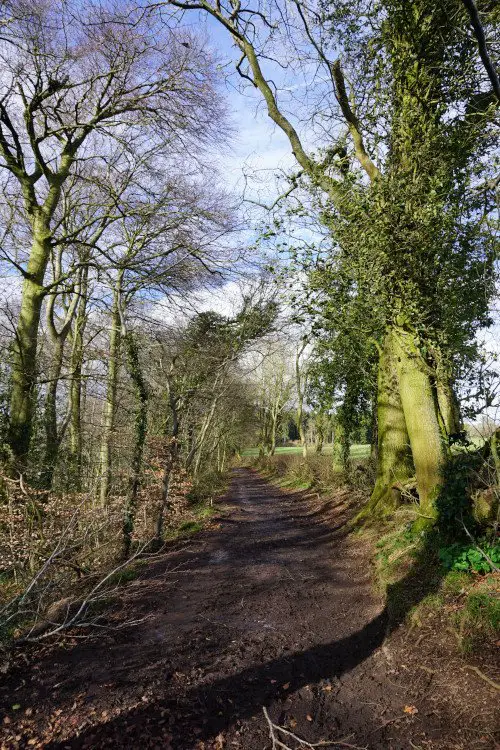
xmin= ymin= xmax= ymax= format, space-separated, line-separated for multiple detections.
xmin=0 ymin=469 xmax=494 ymax=749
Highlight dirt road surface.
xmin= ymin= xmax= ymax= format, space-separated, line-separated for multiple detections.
xmin=0 ymin=469 xmax=497 ymax=749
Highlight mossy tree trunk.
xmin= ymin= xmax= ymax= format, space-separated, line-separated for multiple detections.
xmin=368 ymin=330 xmax=414 ymax=515
xmin=8 ymin=219 xmax=52 ymax=469
xmin=394 ymin=328 xmax=445 ymax=518
xmin=156 ymin=383 xmax=180 ymax=543
xmin=435 ymin=365 xmax=462 ymax=440
xmin=68 ymin=268 xmax=89 ymax=491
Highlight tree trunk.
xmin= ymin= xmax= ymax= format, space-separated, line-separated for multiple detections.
xmin=370 ymin=400 xmax=378 ymax=461
xmin=295 ymin=342 xmax=308 ymax=458
xmin=298 ymin=408 xmax=307 ymax=457
xmin=368 ymin=330 xmax=414 ymax=515
xmin=315 ymin=431 xmax=324 ymax=454
xmin=68 ymin=269 xmax=88 ymax=490
xmin=122 ymin=330 xmax=148 ymax=558
xmin=270 ymin=410 xmax=277 ymax=455
xmin=99 ymin=283 xmax=122 ymax=506
xmin=39 ymin=264 xmax=83 ymax=490
xmin=156 ymin=439 xmax=178 ymax=541
xmin=394 ymin=329 xmax=445 ymax=517
xmin=435 ymin=369 xmax=462 ymax=440
xmin=8 ymin=220 xmax=51 ymax=467
xmin=40 ymin=337 xmax=65 ymax=490
xmin=185 ymin=392 xmax=219 ymax=471
xmin=155 ymin=384 xmax=181 ymax=543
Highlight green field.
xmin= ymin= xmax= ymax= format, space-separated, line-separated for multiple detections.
xmin=242 ymin=444 xmax=371 ymax=459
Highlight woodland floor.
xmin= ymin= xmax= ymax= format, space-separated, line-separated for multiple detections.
xmin=0 ymin=468 xmax=498 ymax=750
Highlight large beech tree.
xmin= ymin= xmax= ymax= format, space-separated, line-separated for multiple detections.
xmin=165 ymin=0 xmax=498 ymax=517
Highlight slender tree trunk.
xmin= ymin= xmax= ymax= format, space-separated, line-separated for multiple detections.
xmin=315 ymin=431 xmax=324 ymax=454
xmin=40 ymin=337 xmax=65 ymax=490
xmin=156 ymin=435 xmax=179 ymax=541
xmin=270 ymin=406 xmax=278 ymax=456
xmin=123 ymin=330 xmax=148 ymax=558
xmin=368 ymin=330 xmax=414 ymax=514
xmin=69 ymin=269 xmax=88 ymax=490
xmin=394 ymin=328 xmax=445 ymax=517
xmin=435 ymin=370 xmax=462 ymax=440
xmin=185 ymin=393 xmax=219 ymax=471
xmin=297 ymin=402 xmax=307 ymax=457
xmin=314 ymin=412 xmax=325 ymax=454
xmin=99 ymin=281 xmax=122 ymax=506
xmin=295 ymin=342 xmax=308 ymax=457
xmin=156 ymin=384 xmax=181 ymax=542
xmin=8 ymin=221 xmax=51 ymax=467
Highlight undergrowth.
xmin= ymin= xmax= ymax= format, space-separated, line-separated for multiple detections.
xmin=0 ymin=469 xmax=229 ymax=657
xmin=372 ymin=513 xmax=499 ymax=654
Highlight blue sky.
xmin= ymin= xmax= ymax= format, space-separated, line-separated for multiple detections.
xmin=174 ymin=9 xmax=299 ymax=200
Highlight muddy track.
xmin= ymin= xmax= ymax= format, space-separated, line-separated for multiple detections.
xmin=0 ymin=469 xmax=494 ymax=749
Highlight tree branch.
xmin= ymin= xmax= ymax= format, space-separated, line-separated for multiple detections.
xmin=461 ymin=0 xmax=500 ymax=102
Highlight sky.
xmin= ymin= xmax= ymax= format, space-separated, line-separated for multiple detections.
xmin=144 ymin=9 xmax=301 ymax=323
xmin=178 ymin=9 xmax=305 ymax=200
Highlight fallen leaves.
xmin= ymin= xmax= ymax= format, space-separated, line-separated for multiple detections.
xmin=403 ymin=705 xmax=418 ymax=715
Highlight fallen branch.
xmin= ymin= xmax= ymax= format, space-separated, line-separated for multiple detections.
xmin=15 ymin=543 xmax=154 ymax=642
xmin=262 ymin=707 xmax=367 ymax=749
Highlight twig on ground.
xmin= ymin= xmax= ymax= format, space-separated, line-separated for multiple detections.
xmin=463 ymin=665 xmax=500 ymax=691
xmin=262 ymin=707 xmax=368 ymax=749
xmin=198 ymin=614 xmax=236 ymax=629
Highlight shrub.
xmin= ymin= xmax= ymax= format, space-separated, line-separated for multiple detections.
xmin=439 ymin=540 xmax=500 ymax=574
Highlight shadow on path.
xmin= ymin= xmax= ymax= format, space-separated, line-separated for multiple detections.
xmin=3 ymin=469 xmax=449 ymax=749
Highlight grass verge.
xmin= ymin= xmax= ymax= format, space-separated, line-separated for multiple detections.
xmin=366 ymin=509 xmax=500 ymax=655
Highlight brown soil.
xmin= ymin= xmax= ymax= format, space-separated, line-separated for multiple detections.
xmin=0 ymin=468 xmax=498 ymax=749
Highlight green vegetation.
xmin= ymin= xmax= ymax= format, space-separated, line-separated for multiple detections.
xmin=253 ymin=451 xmax=499 ymax=655
xmin=373 ymin=516 xmax=500 ymax=653
xmin=242 ymin=444 xmax=370 ymax=458
xmin=439 ymin=541 xmax=500 ymax=574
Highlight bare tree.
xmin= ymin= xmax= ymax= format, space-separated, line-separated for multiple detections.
xmin=0 ymin=0 xmax=224 ymax=467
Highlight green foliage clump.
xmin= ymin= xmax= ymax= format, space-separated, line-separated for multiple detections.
xmin=375 ymin=523 xmax=419 ymax=579
xmin=439 ymin=540 xmax=500 ymax=574
xmin=435 ymin=450 xmax=482 ymax=535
